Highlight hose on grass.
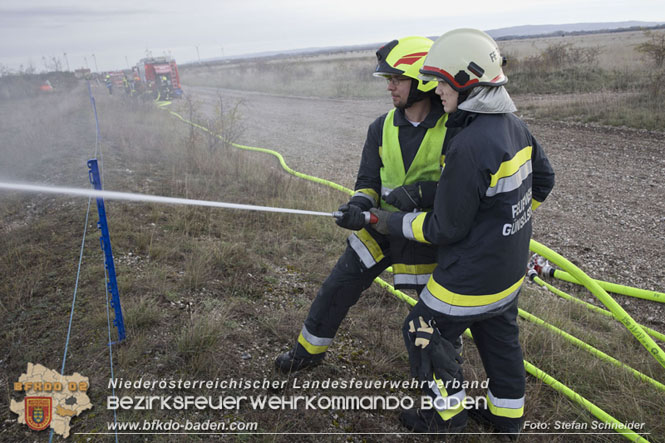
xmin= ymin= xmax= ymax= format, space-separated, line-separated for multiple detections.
xmin=530 ymin=275 xmax=665 ymax=343
xmin=551 ymin=269 xmax=664 ymax=303
xmin=530 ymin=240 xmax=665 ymax=371
xmin=162 ymin=100 xmax=655 ymax=441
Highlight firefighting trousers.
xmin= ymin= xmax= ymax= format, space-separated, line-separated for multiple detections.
xmin=294 ymin=245 xmax=423 ymax=358
xmin=403 ymin=296 xmax=525 ymax=426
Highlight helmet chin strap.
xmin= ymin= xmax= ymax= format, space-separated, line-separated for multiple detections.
xmin=404 ymin=80 xmax=429 ymax=109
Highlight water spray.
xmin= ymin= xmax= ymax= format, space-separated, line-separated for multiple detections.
xmin=0 ymin=182 xmax=377 ymax=223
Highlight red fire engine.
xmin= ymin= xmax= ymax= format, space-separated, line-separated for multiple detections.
xmin=135 ymin=56 xmax=183 ymax=100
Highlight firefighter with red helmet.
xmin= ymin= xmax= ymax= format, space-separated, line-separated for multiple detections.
xmin=369 ymin=28 xmax=555 ymax=436
xmin=275 ymin=36 xmax=460 ymax=373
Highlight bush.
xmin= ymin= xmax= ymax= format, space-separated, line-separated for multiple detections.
xmin=636 ymin=30 xmax=665 ymax=68
xmin=635 ymin=30 xmax=665 ymax=98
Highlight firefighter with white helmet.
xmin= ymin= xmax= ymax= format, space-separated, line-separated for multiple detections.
xmin=369 ymin=28 xmax=555 ymax=436
xmin=275 ymin=36 xmax=461 ymax=373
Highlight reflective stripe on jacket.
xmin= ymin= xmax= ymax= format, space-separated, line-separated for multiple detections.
xmin=389 ymin=112 xmax=554 ymax=315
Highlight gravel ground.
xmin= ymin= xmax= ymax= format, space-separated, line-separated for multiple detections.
xmin=184 ymin=85 xmax=665 ymax=328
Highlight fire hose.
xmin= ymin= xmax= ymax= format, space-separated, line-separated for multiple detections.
xmin=11 ymin=100 xmax=649 ymax=440
xmin=529 ymin=271 xmax=665 ymax=343
xmin=551 ymin=270 xmax=664 ymax=303
xmin=529 ymin=240 xmax=665 ymax=370
xmin=160 ymin=104 xmax=661 ymax=441
xmin=0 ymin=182 xmax=376 ymax=224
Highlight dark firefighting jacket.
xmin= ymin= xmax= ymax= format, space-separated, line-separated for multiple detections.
xmin=387 ymin=110 xmax=555 ymax=314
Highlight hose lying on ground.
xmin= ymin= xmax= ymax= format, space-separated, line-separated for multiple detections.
xmin=161 ymin=100 xmax=657 ymax=441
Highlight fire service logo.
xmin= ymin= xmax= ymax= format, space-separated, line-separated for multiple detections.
xmin=25 ymin=397 xmax=52 ymax=431
xmin=10 ymin=363 xmax=92 ymax=438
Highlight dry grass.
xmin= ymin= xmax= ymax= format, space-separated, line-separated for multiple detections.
xmin=1 ymin=68 xmax=664 ymax=443
xmin=498 ymin=29 xmax=665 ymax=70
xmin=518 ymin=90 xmax=665 ymax=130
xmin=182 ymin=53 xmax=385 ymax=99
xmin=182 ymin=29 xmax=665 ymax=130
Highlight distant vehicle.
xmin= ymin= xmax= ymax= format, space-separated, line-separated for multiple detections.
xmin=108 ymin=71 xmax=125 ymax=88
xmin=39 ymin=80 xmax=53 ymax=92
xmin=135 ymin=56 xmax=183 ymax=100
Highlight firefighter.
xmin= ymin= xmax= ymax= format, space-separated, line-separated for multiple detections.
xmin=369 ymin=28 xmax=555 ymax=436
xmin=159 ymin=74 xmax=171 ymax=100
xmin=275 ymin=36 xmax=460 ymax=373
xmin=123 ymin=74 xmax=130 ymax=95
xmin=105 ymin=74 xmax=112 ymax=95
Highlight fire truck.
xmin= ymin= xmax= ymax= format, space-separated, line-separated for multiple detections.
xmin=135 ymin=56 xmax=183 ymax=100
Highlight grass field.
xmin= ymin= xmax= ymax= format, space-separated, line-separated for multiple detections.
xmin=1 ymin=28 xmax=665 ymax=442
xmin=182 ymin=28 xmax=665 ymax=129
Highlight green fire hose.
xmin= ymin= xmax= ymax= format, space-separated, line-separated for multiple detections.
xmin=518 ymin=308 xmax=665 ymax=393
xmin=375 ymin=275 xmax=657 ymax=439
xmin=531 ymin=275 xmax=665 ymax=343
xmin=530 ymin=240 xmax=665 ymax=370
xmin=521 ymin=359 xmax=650 ymax=442
xmin=551 ymin=269 xmax=664 ymax=303
xmin=163 ymin=101 xmax=655 ymax=441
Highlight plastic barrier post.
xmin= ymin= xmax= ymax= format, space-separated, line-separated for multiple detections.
xmin=88 ymin=159 xmax=126 ymax=342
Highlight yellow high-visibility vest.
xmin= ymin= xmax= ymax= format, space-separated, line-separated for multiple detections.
xmin=379 ymin=109 xmax=448 ymax=212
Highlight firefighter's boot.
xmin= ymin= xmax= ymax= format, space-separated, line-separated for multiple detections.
xmin=399 ymin=407 xmax=467 ymax=433
xmin=274 ymin=349 xmax=323 ymax=374
xmin=469 ymin=404 xmax=522 ymax=440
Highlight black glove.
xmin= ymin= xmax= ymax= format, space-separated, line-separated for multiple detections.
xmin=369 ymin=208 xmax=391 ymax=235
xmin=335 ymin=203 xmax=366 ymax=231
xmin=407 ymin=316 xmax=461 ymax=384
xmin=384 ymin=181 xmax=438 ymax=211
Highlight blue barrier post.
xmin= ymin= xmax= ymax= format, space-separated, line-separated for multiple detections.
xmin=88 ymin=159 xmax=126 ymax=342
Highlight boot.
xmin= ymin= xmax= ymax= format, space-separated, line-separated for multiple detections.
xmin=274 ymin=349 xmax=323 ymax=374
xmin=468 ymin=405 xmax=522 ymax=440
xmin=399 ymin=407 xmax=467 ymax=433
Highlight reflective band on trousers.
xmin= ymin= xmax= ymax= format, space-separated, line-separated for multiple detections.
xmin=393 ymin=263 xmax=435 ymax=286
xmin=298 ymin=326 xmax=333 ymax=355
xmin=393 ymin=273 xmax=431 ymax=287
xmin=420 ymin=277 xmax=524 ymax=316
xmin=487 ymin=388 xmax=524 ymax=419
xmin=429 ymin=376 xmax=467 ymax=420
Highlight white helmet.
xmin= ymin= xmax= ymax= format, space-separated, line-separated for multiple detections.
xmin=419 ymin=28 xmax=507 ymax=92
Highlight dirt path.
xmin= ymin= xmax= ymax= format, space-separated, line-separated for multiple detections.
xmin=182 ymin=86 xmax=391 ymax=189
xmin=183 ymin=85 xmax=665 ymax=325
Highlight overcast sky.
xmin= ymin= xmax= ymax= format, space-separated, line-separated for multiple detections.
xmin=1 ymin=0 xmax=664 ymax=72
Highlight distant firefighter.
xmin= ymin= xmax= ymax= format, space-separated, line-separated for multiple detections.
xmin=105 ymin=74 xmax=113 ymax=95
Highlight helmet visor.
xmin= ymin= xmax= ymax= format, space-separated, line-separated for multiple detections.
xmin=418 ymin=72 xmax=441 ymax=82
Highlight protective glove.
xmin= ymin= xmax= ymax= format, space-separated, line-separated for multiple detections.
xmin=407 ymin=316 xmax=461 ymax=384
xmin=369 ymin=208 xmax=391 ymax=235
xmin=384 ymin=181 xmax=438 ymax=211
xmin=334 ymin=203 xmax=366 ymax=231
